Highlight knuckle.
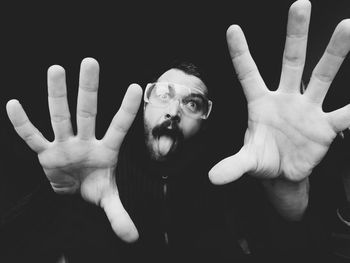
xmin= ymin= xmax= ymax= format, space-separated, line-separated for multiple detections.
xmin=77 ymin=109 xmax=96 ymax=119
xmin=51 ymin=114 xmax=71 ymax=123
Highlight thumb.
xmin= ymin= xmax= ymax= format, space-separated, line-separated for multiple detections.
xmin=101 ymin=193 xmax=139 ymax=243
xmin=209 ymin=146 xmax=256 ymax=185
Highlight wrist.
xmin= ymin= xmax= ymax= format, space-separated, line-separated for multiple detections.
xmin=262 ymin=177 xmax=310 ymax=194
xmin=261 ymin=177 xmax=310 ymax=221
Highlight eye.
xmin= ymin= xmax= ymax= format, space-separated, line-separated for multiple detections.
xmin=158 ymin=93 xmax=170 ymax=101
xmin=185 ymin=100 xmax=199 ymax=112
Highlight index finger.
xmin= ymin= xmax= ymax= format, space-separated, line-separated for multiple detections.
xmin=6 ymin=99 xmax=49 ymax=153
xmin=102 ymin=84 xmax=142 ymax=151
xmin=226 ymin=25 xmax=268 ymax=102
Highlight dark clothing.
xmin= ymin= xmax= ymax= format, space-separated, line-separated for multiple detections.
xmin=332 ymin=204 xmax=350 ymax=262
xmin=1 ymin=129 xmax=244 ymax=262
xmin=0 ymin=124 xmax=341 ymax=262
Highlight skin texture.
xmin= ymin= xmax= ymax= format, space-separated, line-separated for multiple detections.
xmin=5 ymin=0 xmax=350 ymax=245
xmin=143 ymin=69 xmax=208 ymax=161
xmin=6 ymin=58 xmax=142 ymax=242
xmin=5 ymin=62 xmax=209 ymax=242
xmin=209 ymin=0 xmax=350 ymax=220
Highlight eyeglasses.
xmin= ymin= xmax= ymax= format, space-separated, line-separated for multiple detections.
xmin=144 ymin=82 xmax=212 ymax=119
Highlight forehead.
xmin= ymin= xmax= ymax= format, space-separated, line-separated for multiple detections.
xmin=157 ymin=69 xmax=208 ymax=95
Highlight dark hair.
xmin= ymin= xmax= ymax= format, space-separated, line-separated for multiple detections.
xmin=151 ymin=58 xmax=211 ymax=98
xmin=170 ymin=60 xmax=203 ymax=80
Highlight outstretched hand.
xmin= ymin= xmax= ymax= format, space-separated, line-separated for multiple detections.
xmin=209 ymin=0 xmax=350 ymax=185
xmin=6 ymin=58 xmax=142 ymax=242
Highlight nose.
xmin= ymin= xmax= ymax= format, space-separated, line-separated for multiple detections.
xmin=165 ymin=99 xmax=181 ymax=120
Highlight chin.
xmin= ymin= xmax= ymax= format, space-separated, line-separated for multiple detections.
xmin=148 ymin=142 xmax=176 ymax=162
xmin=150 ymin=147 xmax=170 ymax=162
xmin=151 ymin=154 xmax=168 ymax=162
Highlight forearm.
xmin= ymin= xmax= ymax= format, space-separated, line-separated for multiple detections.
xmin=261 ymin=177 xmax=309 ymax=221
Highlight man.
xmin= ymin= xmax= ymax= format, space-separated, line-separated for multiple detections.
xmin=2 ymin=0 xmax=350 ymax=261
xmin=4 ymin=59 xmax=242 ymax=262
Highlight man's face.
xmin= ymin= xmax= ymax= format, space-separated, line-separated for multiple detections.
xmin=143 ymin=69 xmax=209 ymax=161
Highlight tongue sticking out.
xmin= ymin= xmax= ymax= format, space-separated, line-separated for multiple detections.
xmin=158 ymin=136 xmax=174 ymax=156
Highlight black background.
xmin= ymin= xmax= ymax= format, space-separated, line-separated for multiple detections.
xmin=1 ymin=1 xmax=349 ymax=217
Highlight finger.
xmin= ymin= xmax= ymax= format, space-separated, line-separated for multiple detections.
xmin=47 ymin=65 xmax=73 ymax=141
xmin=305 ymin=19 xmax=350 ymax=104
xmin=327 ymin=104 xmax=350 ymax=132
xmin=102 ymin=84 xmax=142 ymax=151
xmin=208 ymin=146 xmax=256 ymax=185
xmin=279 ymin=0 xmax=311 ymax=93
xmin=226 ymin=25 xmax=268 ymax=102
xmin=77 ymin=57 xmax=99 ymax=140
xmin=101 ymin=193 xmax=139 ymax=242
xmin=6 ymin=99 xmax=49 ymax=153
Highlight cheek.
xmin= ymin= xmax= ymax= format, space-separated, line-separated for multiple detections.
xmin=143 ymin=106 xmax=164 ymax=132
xmin=180 ymin=119 xmax=202 ymax=139
xmin=144 ymin=106 xmax=163 ymax=128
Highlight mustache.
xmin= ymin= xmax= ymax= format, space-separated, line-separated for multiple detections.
xmin=152 ymin=119 xmax=184 ymax=140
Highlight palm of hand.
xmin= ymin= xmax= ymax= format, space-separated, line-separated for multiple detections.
xmin=6 ymin=58 xmax=142 ymax=242
xmin=38 ymin=138 xmax=118 ymax=204
xmin=210 ymin=1 xmax=350 ymax=184
xmin=245 ymin=91 xmax=335 ymax=181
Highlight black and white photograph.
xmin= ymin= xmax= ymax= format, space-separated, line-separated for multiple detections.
xmin=1 ymin=0 xmax=350 ymax=262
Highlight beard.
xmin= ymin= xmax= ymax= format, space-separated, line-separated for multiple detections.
xmin=144 ymin=118 xmax=185 ymax=161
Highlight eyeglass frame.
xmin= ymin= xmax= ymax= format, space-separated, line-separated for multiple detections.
xmin=143 ymin=82 xmax=213 ymax=120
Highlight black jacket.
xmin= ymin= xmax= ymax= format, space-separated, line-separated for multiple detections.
xmin=1 ymin=123 xmax=342 ymax=262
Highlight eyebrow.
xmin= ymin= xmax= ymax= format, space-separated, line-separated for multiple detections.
xmin=190 ymin=85 xmax=208 ymax=96
xmin=186 ymin=93 xmax=207 ymax=101
xmin=154 ymin=81 xmax=208 ymax=98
